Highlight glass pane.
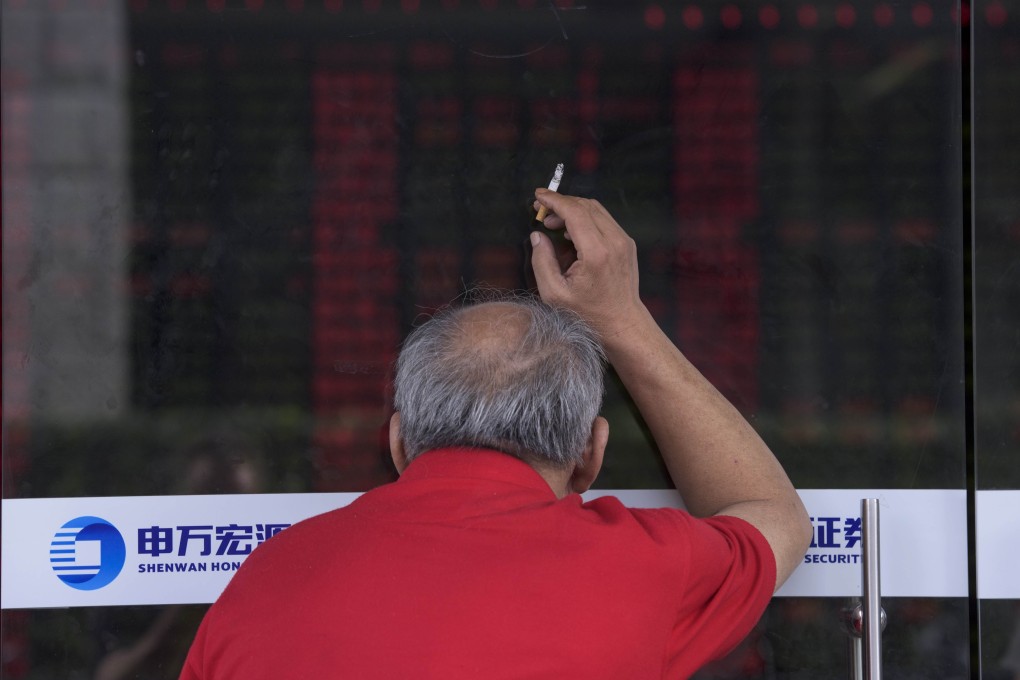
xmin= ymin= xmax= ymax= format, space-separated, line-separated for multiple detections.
xmin=973 ymin=0 xmax=1020 ymax=676
xmin=974 ymin=1 xmax=1020 ymax=492
xmin=2 ymin=1 xmax=967 ymax=677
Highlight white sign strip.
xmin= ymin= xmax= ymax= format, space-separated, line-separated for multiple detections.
xmin=589 ymin=489 xmax=970 ymax=599
xmin=1 ymin=493 xmax=359 ymax=609
xmin=791 ymin=489 xmax=968 ymax=598
xmin=2 ymin=489 xmax=968 ymax=608
xmin=976 ymin=489 xmax=1020 ymax=599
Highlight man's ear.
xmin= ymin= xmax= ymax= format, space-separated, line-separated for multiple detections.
xmin=389 ymin=413 xmax=409 ymax=475
xmin=569 ymin=416 xmax=608 ymax=494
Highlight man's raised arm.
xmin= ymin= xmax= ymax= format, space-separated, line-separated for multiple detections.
xmin=528 ymin=188 xmax=812 ymax=590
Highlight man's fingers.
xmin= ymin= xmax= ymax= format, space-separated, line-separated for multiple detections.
xmin=534 ymin=189 xmax=614 ymax=251
xmin=533 ymin=199 xmax=566 ymax=230
xmin=542 ymin=214 xmax=567 ymax=230
xmin=534 ymin=188 xmax=576 ymax=220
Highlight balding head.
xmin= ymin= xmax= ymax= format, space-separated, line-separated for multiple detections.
xmin=444 ymin=302 xmax=533 ymax=362
xmin=393 ymin=295 xmax=606 ymax=467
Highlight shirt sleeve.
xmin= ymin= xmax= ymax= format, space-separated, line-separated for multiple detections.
xmin=662 ymin=513 xmax=777 ymax=676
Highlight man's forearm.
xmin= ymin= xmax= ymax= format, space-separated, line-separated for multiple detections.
xmin=603 ymin=305 xmax=811 ymax=585
xmin=602 ymin=307 xmax=783 ymax=513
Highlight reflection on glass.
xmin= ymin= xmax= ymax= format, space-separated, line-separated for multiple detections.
xmin=1 ymin=0 xmax=973 ymax=678
xmin=3 ymin=3 xmax=966 ymax=499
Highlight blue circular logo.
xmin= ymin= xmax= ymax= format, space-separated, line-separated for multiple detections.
xmin=50 ymin=516 xmax=126 ymax=591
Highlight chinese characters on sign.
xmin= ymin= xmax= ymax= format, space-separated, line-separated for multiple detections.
xmin=135 ymin=523 xmax=291 ymax=573
xmin=804 ymin=515 xmax=862 ymax=564
xmin=138 ymin=523 xmax=291 ymax=557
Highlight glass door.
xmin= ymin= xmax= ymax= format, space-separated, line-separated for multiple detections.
xmin=973 ymin=0 xmax=1020 ymax=675
xmin=0 ymin=1 xmax=989 ymax=677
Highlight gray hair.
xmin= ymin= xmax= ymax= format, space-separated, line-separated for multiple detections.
xmin=393 ymin=295 xmax=606 ymax=467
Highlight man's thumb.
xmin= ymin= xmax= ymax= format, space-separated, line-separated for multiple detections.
xmin=529 ymin=231 xmax=564 ymax=299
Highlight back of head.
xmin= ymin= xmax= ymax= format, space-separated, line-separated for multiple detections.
xmin=393 ymin=295 xmax=606 ymax=468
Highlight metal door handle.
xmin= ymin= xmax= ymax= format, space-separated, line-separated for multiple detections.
xmin=860 ymin=498 xmax=882 ymax=679
xmin=844 ymin=498 xmax=885 ymax=680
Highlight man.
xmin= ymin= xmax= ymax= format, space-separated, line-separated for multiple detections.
xmin=179 ymin=190 xmax=811 ymax=679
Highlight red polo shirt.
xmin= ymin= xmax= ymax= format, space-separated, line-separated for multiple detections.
xmin=181 ymin=448 xmax=775 ymax=680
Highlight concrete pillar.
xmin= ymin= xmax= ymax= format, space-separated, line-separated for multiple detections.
xmin=2 ymin=0 xmax=129 ymax=420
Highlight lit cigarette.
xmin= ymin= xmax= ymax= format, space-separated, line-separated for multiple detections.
xmin=535 ymin=163 xmax=564 ymax=223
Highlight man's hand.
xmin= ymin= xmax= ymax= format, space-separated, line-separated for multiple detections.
xmin=529 ymin=189 xmax=645 ymax=341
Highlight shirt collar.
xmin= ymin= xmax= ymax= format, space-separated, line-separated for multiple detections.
xmin=399 ymin=447 xmax=558 ymax=499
